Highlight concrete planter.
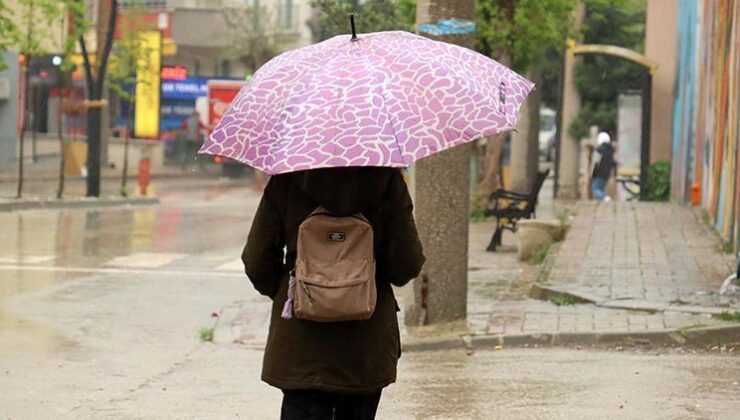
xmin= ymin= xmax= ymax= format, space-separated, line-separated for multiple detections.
xmin=517 ymin=220 xmax=563 ymax=261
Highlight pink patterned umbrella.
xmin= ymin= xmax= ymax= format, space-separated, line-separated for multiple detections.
xmin=199 ymin=30 xmax=534 ymax=175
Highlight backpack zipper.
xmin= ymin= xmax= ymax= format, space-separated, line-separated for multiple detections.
xmin=298 ymin=279 xmax=315 ymax=304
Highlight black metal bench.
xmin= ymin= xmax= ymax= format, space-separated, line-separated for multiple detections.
xmin=484 ymin=169 xmax=550 ymax=252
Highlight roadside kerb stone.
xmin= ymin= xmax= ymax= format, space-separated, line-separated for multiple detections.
xmin=531 ymin=283 xmax=735 ymax=316
xmin=0 ymin=196 xmax=159 ymax=212
xmin=401 ymin=324 xmax=740 ymax=352
xmin=530 ymin=283 xmax=598 ymax=305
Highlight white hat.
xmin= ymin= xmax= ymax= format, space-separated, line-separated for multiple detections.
xmin=597 ymin=132 xmax=611 ymax=145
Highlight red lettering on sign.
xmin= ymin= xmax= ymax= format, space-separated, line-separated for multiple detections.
xmin=162 ymin=66 xmax=187 ymax=80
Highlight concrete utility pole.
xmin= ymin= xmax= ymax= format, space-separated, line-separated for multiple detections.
xmin=406 ymin=0 xmax=475 ymax=326
xmin=555 ymin=3 xmax=585 ymax=199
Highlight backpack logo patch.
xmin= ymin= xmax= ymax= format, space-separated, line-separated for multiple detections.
xmin=327 ymin=232 xmax=346 ymax=242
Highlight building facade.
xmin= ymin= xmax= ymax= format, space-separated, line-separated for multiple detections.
xmin=671 ymin=0 xmax=740 ymax=250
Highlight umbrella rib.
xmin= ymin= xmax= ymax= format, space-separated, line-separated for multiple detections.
xmin=358 ymin=38 xmax=407 ymax=167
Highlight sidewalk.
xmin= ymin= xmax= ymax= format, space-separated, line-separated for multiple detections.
xmin=212 ymin=179 xmax=740 ymax=351
xmin=0 ymin=155 xmax=223 ymax=184
xmin=538 ymin=201 xmax=738 ymax=312
xmin=0 ymin=154 xmax=227 ymax=200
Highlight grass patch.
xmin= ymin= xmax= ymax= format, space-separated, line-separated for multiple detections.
xmin=470 ymin=208 xmax=487 ymax=223
xmin=469 ymin=192 xmax=489 ymax=224
xmin=678 ymin=323 xmax=709 ymax=331
xmin=556 ymin=209 xmax=572 ymax=225
xmin=712 ymin=311 xmax=740 ymax=322
xmin=199 ymin=327 xmax=214 ymax=342
xmin=528 ymin=243 xmax=550 ymax=265
xmin=549 ymin=295 xmax=575 ymax=306
xmin=720 ymin=240 xmax=734 ymax=254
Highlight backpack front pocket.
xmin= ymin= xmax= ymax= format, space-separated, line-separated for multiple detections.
xmin=293 ymin=259 xmax=376 ymax=322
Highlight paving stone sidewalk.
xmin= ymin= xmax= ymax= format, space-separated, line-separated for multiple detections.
xmin=213 ymin=207 xmax=740 ymax=350
xmin=540 ymin=201 xmax=738 ymax=312
xmin=208 ymin=178 xmax=739 ymax=348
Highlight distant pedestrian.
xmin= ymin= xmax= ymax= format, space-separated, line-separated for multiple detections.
xmin=591 ymin=132 xmax=616 ymax=201
xmin=181 ymin=110 xmax=204 ymax=169
xmin=242 ymin=167 xmax=425 ymax=420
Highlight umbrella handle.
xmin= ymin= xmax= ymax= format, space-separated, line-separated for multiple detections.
xmin=350 ymin=14 xmax=357 ymax=41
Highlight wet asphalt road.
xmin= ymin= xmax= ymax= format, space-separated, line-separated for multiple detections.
xmin=1 ymin=176 xmax=739 ymax=419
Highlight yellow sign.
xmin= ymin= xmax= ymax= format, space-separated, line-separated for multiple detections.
xmin=134 ymin=31 xmax=162 ymax=138
xmin=162 ymin=38 xmax=177 ymax=56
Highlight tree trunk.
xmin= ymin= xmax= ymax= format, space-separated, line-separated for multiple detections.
xmin=17 ymin=0 xmax=34 ymax=199
xmin=86 ymin=104 xmax=102 ymax=196
xmin=475 ymin=135 xmax=505 ymax=205
xmin=555 ymin=3 xmax=585 ymax=199
xmin=83 ymin=0 xmax=118 ymax=197
xmin=475 ymin=53 xmax=512 ymax=200
xmin=16 ymin=58 xmax=30 ymax=199
xmin=57 ymin=91 xmax=66 ymax=199
xmin=406 ymin=0 xmax=475 ymax=327
xmin=31 ymin=87 xmax=38 ymax=163
xmin=509 ymin=67 xmax=542 ymax=194
xmin=121 ymin=97 xmax=133 ymax=196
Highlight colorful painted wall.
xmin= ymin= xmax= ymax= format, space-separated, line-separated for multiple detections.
xmin=672 ymin=0 xmax=740 ymax=250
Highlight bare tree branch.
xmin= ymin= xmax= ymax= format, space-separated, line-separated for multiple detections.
xmin=78 ymin=34 xmax=95 ymax=93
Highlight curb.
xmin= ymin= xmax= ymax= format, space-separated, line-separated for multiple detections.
xmin=0 ymin=171 xmax=225 ymax=183
xmin=0 ymin=196 xmax=160 ymax=212
xmin=401 ymin=324 xmax=740 ymax=352
xmin=530 ymin=283 xmax=734 ymax=316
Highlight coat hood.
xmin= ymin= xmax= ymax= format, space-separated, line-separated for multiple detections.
xmin=289 ymin=167 xmax=396 ymax=216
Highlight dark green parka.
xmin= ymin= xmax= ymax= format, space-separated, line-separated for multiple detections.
xmin=242 ymin=167 xmax=425 ymax=394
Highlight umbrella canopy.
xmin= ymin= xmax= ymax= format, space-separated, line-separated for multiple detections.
xmin=199 ymin=30 xmax=534 ymax=175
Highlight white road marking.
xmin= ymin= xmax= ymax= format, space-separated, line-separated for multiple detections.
xmin=0 ymin=264 xmax=244 ymax=278
xmin=0 ymin=255 xmax=56 ymax=264
xmin=200 ymin=255 xmax=236 ymax=262
xmin=104 ymin=252 xmax=187 ymax=268
xmin=215 ymin=258 xmax=243 ymax=272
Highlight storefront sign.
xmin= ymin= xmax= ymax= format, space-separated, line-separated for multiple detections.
xmin=161 ymin=77 xmax=208 ymax=100
xmin=162 ymin=65 xmax=187 ymax=81
xmin=134 ymin=31 xmax=162 ymax=138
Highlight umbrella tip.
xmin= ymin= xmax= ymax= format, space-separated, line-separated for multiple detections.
xmin=350 ymin=14 xmax=357 ymax=41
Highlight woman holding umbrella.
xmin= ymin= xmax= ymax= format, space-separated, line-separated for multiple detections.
xmin=200 ymin=20 xmax=532 ymax=420
xmin=244 ymin=166 xmax=424 ymax=419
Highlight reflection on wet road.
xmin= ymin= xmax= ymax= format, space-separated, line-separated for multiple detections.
xmin=0 ymin=177 xmax=260 ymax=358
xmin=1 ymin=176 xmax=739 ymax=418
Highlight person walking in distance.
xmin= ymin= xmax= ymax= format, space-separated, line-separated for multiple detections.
xmin=591 ymin=131 xmax=617 ymax=201
xmin=242 ymin=167 xmax=425 ymax=419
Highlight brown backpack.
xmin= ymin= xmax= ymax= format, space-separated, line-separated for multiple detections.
xmin=281 ymin=207 xmax=377 ymax=323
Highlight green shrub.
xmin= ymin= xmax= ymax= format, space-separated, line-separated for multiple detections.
xmin=643 ymin=160 xmax=671 ymax=201
xmin=713 ymin=311 xmax=740 ymax=322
